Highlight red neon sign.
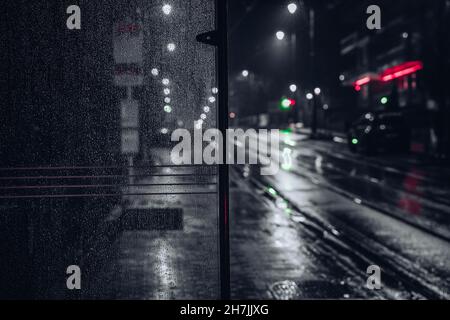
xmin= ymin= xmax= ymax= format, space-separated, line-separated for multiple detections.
xmin=380 ymin=61 xmax=423 ymax=82
xmin=353 ymin=74 xmax=378 ymax=91
xmin=354 ymin=76 xmax=371 ymax=86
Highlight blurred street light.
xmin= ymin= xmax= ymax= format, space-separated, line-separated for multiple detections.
xmin=289 ymin=84 xmax=297 ymax=92
xmin=276 ymin=31 xmax=286 ymax=40
xmin=167 ymin=43 xmax=176 ymax=52
xmin=164 ymin=97 xmax=171 ymax=103
xmin=287 ymin=3 xmax=298 ymax=14
xmin=162 ymin=4 xmax=172 ymax=15
xmin=164 ymin=88 xmax=170 ymax=95
xmin=242 ymin=70 xmax=249 ymax=77
xmin=339 ymin=74 xmax=345 ymax=81
xmin=212 ymin=87 xmax=219 ymax=94
xmin=164 ymin=105 xmax=172 ymax=113
xmin=200 ymin=113 xmax=207 ymax=120
xmin=208 ymin=96 xmax=216 ymax=103
xmin=151 ymin=68 xmax=159 ymax=76
xmin=203 ymin=106 xmax=210 ymax=113
xmin=306 ymin=93 xmax=314 ymax=100
xmin=162 ymin=78 xmax=170 ymax=85
xmin=314 ymin=87 xmax=321 ymax=95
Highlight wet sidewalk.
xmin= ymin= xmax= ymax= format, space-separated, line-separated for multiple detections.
xmin=83 ymin=149 xmax=220 ymax=299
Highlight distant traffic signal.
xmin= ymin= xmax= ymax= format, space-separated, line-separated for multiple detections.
xmin=280 ymin=98 xmax=296 ymax=111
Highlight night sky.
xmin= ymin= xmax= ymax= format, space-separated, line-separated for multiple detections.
xmin=229 ymin=0 xmax=308 ymax=81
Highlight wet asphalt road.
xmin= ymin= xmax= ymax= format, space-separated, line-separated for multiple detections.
xmin=288 ymin=134 xmax=450 ymax=241
xmin=231 ymin=131 xmax=450 ymax=299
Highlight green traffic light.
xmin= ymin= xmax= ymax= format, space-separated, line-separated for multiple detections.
xmin=352 ymin=138 xmax=359 ymax=145
xmin=381 ymin=97 xmax=388 ymax=105
xmin=280 ymin=98 xmax=291 ymax=110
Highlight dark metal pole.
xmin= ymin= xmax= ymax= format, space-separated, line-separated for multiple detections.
xmin=217 ymin=0 xmax=230 ymax=300
xmin=309 ymin=7 xmax=317 ymax=138
xmin=196 ymin=2 xmax=230 ymax=298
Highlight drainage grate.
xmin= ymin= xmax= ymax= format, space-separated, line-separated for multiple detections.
xmin=268 ymin=280 xmax=301 ymax=300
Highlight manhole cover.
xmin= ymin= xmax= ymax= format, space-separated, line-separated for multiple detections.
xmin=268 ymin=280 xmax=301 ymax=300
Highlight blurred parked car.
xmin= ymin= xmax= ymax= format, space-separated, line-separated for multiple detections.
xmin=348 ymin=111 xmax=410 ymax=154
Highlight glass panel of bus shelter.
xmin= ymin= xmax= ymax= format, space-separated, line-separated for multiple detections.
xmin=1 ymin=0 xmax=220 ymax=299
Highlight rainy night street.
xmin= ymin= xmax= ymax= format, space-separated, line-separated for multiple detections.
xmin=230 ymin=131 xmax=450 ymax=299
xmin=67 ymin=134 xmax=449 ymax=300
xmin=2 ymin=0 xmax=450 ymax=302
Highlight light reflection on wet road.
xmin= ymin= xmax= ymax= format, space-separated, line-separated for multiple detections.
xmin=234 ymin=131 xmax=450 ymax=299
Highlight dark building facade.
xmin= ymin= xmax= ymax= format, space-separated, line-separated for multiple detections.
xmin=330 ymin=0 xmax=450 ymax=155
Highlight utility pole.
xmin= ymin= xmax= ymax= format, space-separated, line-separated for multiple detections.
xmin=308 ymin=7 xmax=317 ymax=138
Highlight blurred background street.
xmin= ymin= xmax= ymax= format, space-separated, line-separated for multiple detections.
xmin=1 ymin=0 xmax=450 ymax=300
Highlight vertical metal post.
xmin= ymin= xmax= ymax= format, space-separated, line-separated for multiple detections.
xmin=289 ymin=9 xmax=298 ymax=86
xmin=126 ymin=86 xmax=134 ymax=186
xmin=309 ymin=7 xmax=317 ymax=137
xmin=128 ymin=156 xmax=134 ymax=186
xmin=217 ymin=0 xmax=230 ymax=300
